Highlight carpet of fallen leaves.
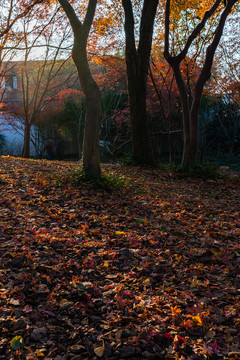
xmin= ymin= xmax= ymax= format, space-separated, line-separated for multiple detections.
xmin=0 ymin=156 xmax=240 ymax=360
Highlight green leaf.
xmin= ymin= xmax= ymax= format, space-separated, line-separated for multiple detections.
xmin=10 ymin=336 xmax=23 ymax=350
xmin=135 ymin=218 xmax=144 ymax=224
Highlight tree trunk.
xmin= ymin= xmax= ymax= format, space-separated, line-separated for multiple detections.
xmin=126 ymin=60 xmax=154 ymax=164
xmin=58 ymin=0 xmax=101 ymax=179
xmin=171 ymin=64 xmax=191 ymax=167
xmin=72 ymin=38 xmax=101 ymax=178
xmin=22 ymin=123 xmax=31 ymax=158
xmin=164 ymin=0 xmax=238 ymax=168
xmin=122 ymin=0 xmax=158 ymax=165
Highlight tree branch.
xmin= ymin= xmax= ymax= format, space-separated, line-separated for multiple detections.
xmin=83 ymin=0 xmax=98 ymax=37
xmin=194 ymin=0 xmax=238 ymax=97
xmin=0 ymin=0 xmax=45 ymax=39
xmin=122 ymin=0 xmax=137 ymax=58
xmin=178 ymin=0 xmax=222 ymax=62
xmin=164 ymin=0 xmax=223 ymax=64
xmin=138 ymin=0 xmax=159 ymax=77
xmin=58 ymin=0 xmax=82 ymax=35
xmin=164 ymin=0 xmax=171 ymax=61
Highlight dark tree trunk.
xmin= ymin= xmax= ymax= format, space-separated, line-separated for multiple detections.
xmin=73 ymin=39 xmax=101 ymax=178
xmin=171 ymin=63 xmax=191 ymax=167
xmin=122 ymin=0 xmax=158 ymax=165
xmin=126 ymin=60 xmax=153 ymax=164
xmin=59 ymin=0 xmax=101 ymax=178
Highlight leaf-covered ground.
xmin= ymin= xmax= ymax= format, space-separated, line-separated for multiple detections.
xmin=0 ymin=156 xmax=240 ymax=360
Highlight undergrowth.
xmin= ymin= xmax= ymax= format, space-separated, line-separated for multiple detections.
xmin=47 ymin=167 xmax=131 ymax=192
xmin=171 ymin=163 xmax=223 ymax=179
xmin=35 ymin=161 xmax=232 ymax=193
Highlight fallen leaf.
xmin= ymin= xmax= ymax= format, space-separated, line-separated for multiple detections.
xmin=10 ymin=336 xmax=23 ymax=350
xmin=191 ymin=313 xmax=203 ymax=326
xmin=36 ymin=349 xmax=45 ymax=357
xmin=94 ymin=341 xmax=105 ymax=357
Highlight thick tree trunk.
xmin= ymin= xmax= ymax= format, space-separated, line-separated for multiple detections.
xmin=72 ymin=39 xmax=101 ymax=178
xmin=83 ymin=90 xmax=101 ymax=178
xmin=22 ymin=123 xmax=31 ymax=158
xmin=122 ymin=0 xmax=158 ymax=165
xmin=58 ymin=0 xmax=101 ymax=178
xmin=127 ymin=85 xmax=154 ymax=165
xmin=126 ymin=58 xmax=153 ymax=164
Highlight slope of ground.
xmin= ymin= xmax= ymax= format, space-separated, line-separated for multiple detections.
xmin=0 ymin=156 xmax=240 ymax=360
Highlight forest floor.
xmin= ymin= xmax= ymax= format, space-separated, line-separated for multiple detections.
xmin=0 ymin=156 xmax=240 ymax=360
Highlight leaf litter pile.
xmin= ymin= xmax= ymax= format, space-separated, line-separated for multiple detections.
xmin=0 ymin=156 xmax=240 ymax=360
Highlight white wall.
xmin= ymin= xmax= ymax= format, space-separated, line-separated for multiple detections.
xmin=0 ymin=113 xmax=36 ymax=156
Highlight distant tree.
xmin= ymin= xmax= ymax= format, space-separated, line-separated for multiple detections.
xmin=44 ymin=88 xmax=85 ymax=159
xmin=4 ymin=7 xmax=75 ymax=158
xmin=92 ymin=55 xmax=127 ymax=93
xmin=90 ymin=55 xmax=130 ymax=159
xmin=149 ymin=58 xmax=182 ymax=163
xmin=0 ymin=0 xmax=46 ymax=103
xmin=164 ymin=0 xmax=239 ymax=167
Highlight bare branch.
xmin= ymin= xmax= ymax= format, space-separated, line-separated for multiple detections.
xmin=0 ymin=0 xmax=45 ymax=39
